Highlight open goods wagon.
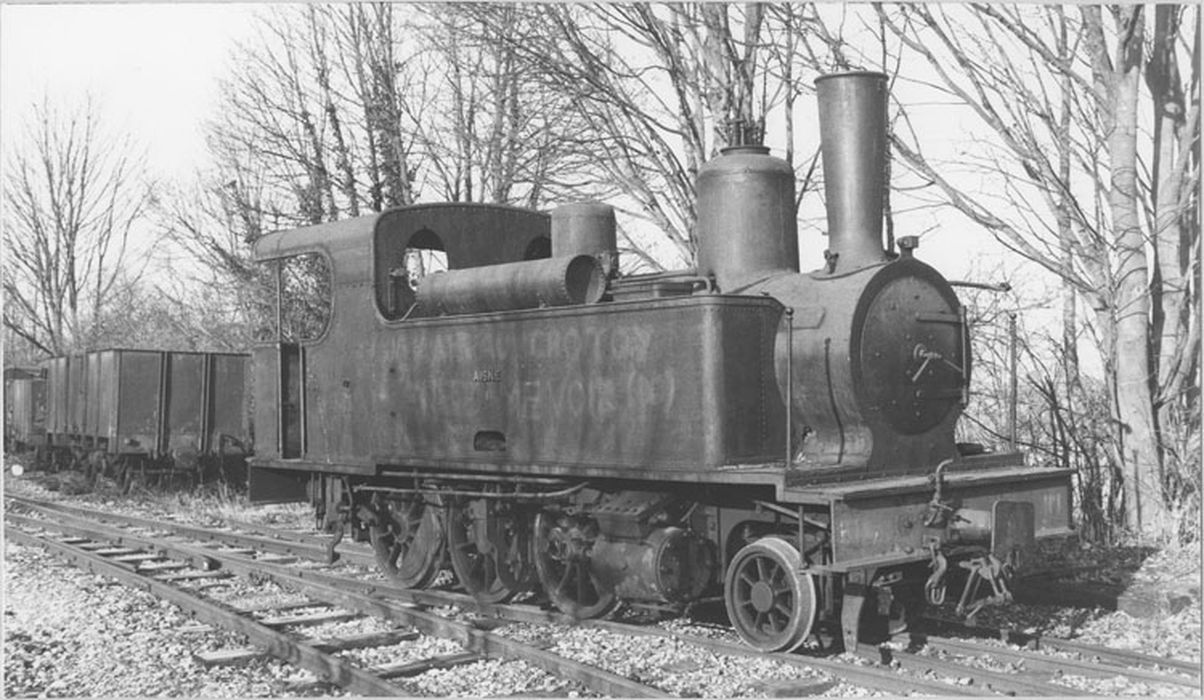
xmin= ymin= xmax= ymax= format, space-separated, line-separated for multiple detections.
xmin=43 ymin=349 xmax=250 ymax=484
xmin=4 ymin=367 xmax=47 ymax=453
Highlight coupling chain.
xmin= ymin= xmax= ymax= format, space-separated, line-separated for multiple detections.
xmin=955 ymin=553 xmax=1014 ymax=620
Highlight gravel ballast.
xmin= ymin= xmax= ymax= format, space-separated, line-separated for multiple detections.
xmin=4 ymin=541 xmax=313 ymax=698
xmin=4 ymin=468 xmax=1200 ymax=697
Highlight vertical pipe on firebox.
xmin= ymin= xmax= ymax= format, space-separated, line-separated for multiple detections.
xmin=1008 ymin=311 xmax=1018 ymax=451
xmin=785 ymin=307 xmax=794 ymax=467
xmin=275 ymin=260 xmax=284 ymax=343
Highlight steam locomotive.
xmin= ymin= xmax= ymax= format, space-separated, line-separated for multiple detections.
xmin=5 ymin=72 xmax=1072 ymax=652
xmin=247 ymin=72 xmax=1072 ymax=652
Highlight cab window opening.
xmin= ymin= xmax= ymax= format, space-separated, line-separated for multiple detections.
xmin=257 ymin=252 xmax=332 ymax=343
xmin=380 ymin=229 xmax=447 ymax=320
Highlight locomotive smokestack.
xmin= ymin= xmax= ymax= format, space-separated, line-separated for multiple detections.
xmin=815 ymin=71 xmax=889 ymax=272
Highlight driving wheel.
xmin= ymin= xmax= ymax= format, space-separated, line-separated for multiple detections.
xmin=447 ymin=497 xmax=534 ymax=603
xmin=724 ymin=537 xmax=817 ymax=652
xmin=533 ymin=510 xmax=616 ymax=619
xmin=370 ymin=493 xmax=445 ymax=588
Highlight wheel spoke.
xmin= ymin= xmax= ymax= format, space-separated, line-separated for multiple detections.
xmin=373 ymin=496 xmax=443 ymax=589
xmin=555 ymin=561 xmax=573 ymax=593
xmin=534 ymin=511 xmax=613 ymax=619
xmin=576 ymin=564 xmax=589 ymax=604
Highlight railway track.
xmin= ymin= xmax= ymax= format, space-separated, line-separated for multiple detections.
xmin=5 ymin=496 xmax=666 ymax=697
xmin=7 ymin=494 xmax=1198 ymax=697
xmin=919 ymin=615 xmax=1202 ymax=677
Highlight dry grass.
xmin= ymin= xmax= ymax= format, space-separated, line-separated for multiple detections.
xmin=150 ymin=485 xmax=314 ymax=530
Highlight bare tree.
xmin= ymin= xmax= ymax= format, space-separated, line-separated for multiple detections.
xmin=3 ymin=96 xmax=155 ymax=356
xmin=860 ymin=4 xmax=1200 ymax=537
xmin=209 ymin=7 xmax=357 ymax=225
xmin=398 ymin=5 xmax=591 ymax=207
xmin=348 ymin=3 xmax=414 ymax=209
xmin=957 ymin=270 xmax=1125 ymax=543
xmin=155 ymin=170 xmax=276 ymax=349
xmin=1145 ymin=5 xmax=1201 ymax=537
xmin=202 ymin=4 xmax=583 ymax=225
xmin=457 ymin=3 xmax=774 ymax=270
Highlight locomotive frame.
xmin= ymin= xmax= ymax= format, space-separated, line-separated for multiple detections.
xmin=245 ymin=71 xmax=1073 ymax=653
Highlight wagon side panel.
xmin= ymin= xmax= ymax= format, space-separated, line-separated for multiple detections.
xmin=115 ymin=351 xmax=163 ymax=455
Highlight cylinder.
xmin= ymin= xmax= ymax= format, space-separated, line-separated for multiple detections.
xmin=589 ymin=527 xmax=716 ymax=604
xmin=696 ymin=145 xmax=799 ymax=292
xmin=551 ymin=202 xmax=618 ymax=276
xmin=415 ymin=254 xmax=605 ymax=316
xmin=815 ymin=71 xmax=889 ymax=272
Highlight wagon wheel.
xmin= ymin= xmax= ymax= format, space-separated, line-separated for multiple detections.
xmin=98 ymin=454 xmax=118 ymax=480
xmin=370 ymin=494 xmax=445 ymax=589
xmin=86 ymin=453 xmax=113 ymax=486
xmin=724 ymin=537 xmax=817 ymax=652
xmin=533 ymin=510 xmax=616 ymax=619
xmin=117 ymin=456 xmax=141 ymax=494
xmin=447 ymin=496 xmax=534 ymax=604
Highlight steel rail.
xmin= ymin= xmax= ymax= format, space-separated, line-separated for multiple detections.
xmin=5 ymin=503 xmax=669 ymax=698
xmin=4 ymin=523 xmax=411 ymax=696
xmin=7 ymin=511 xmax=222 ymax=571
xmin=1036 ymin=636 xmax=1201 ymax=677
xmin=861 ymin=643 xmax=1094 ymax=697
xmin=13 ymin=496 xmax=1165 ymax=697
xmin=5 ymin=495 xmax=570 ymax=624
xmin=8 ymin=496 xmax=997 ymax=697
xmin=909 ymin=633 xmax=1200 ymax=690
xmin=920 ymin=615 xmax=1201 ymax=677
xmin=221 ymin=516 xmax=379 ymax=567
xmin=5 ymin=494 xmax=378 ymax=568
xmin=580 ymin=619 xmax=991 ymax=696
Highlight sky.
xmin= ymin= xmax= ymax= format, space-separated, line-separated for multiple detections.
xmin=0 ymin=3 xmax=1064 ymax=329
xmin=0 ymin=2 xmax=1095 ymax=383
xmin=1 ymin=3 xmax=260 ymax=181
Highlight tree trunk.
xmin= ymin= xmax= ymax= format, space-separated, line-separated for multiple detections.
xmin=1107 ymin=7 xmax=1167 ymax=536
xmin=1147 ymin=6 xmax=1191 ymax=431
